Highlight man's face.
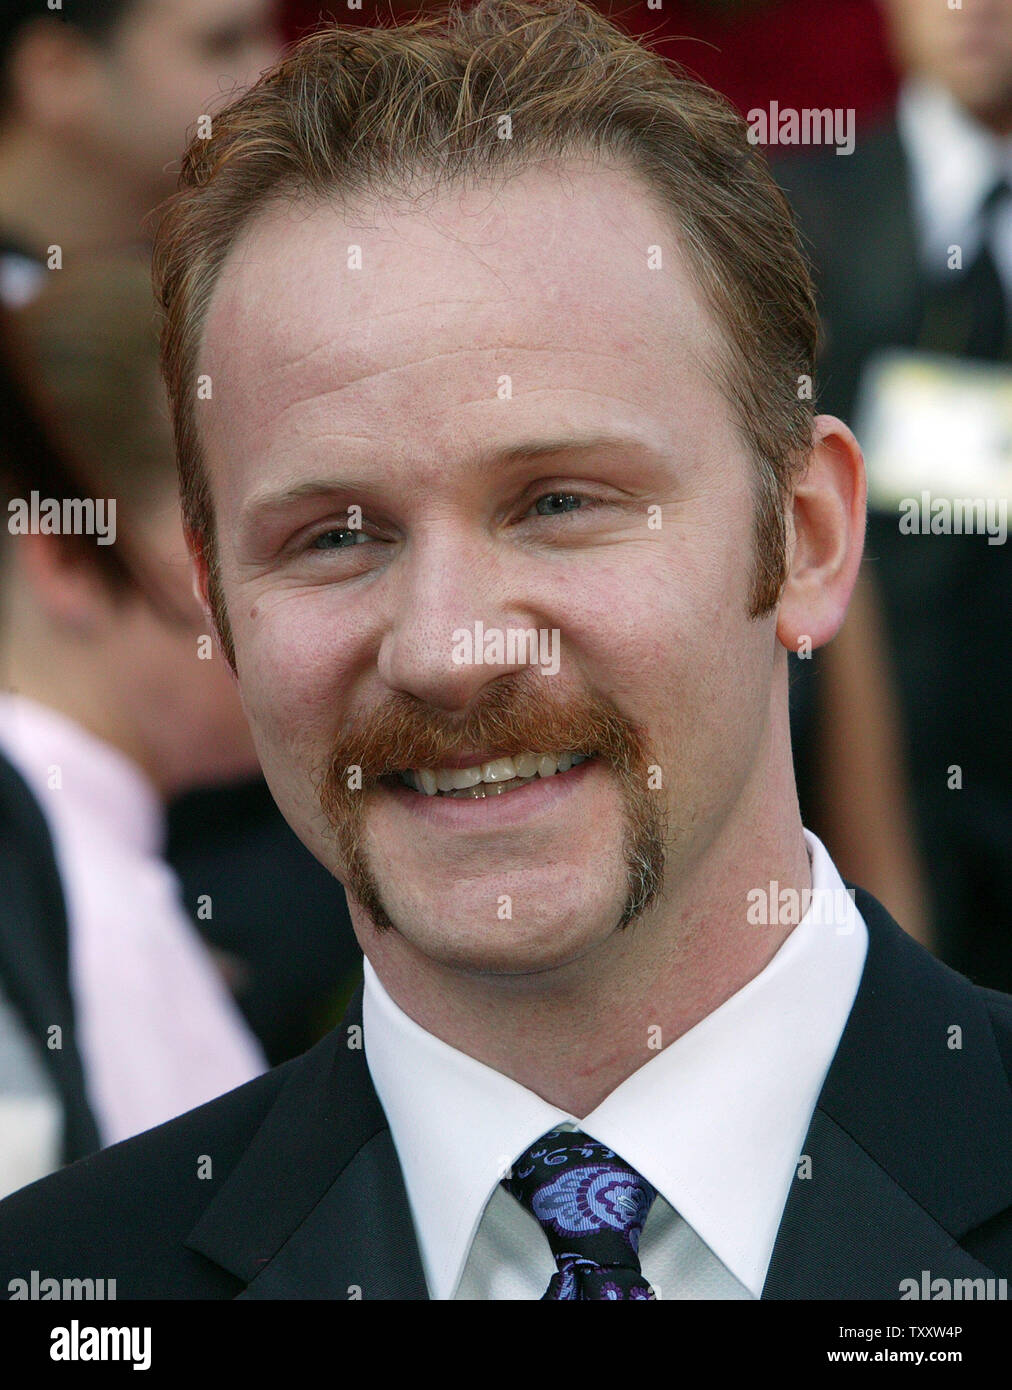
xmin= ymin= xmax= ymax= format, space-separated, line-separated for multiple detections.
xmin=107 ymin=497 xmax=260 ymax=796
xmin=90 ymin=0 xmax=283 ymax=206
xmin=197 ymin=162 xmax=781 ymax=976
xmin=883 ymin=0 xmax=1012 ymax=128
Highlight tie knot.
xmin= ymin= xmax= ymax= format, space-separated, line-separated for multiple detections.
xmin=502 ymin=1129 xmax=657 ymax=1296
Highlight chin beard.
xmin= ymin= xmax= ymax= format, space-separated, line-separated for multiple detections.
xmin=331 ymin=782 xmax=666 ymax=940
xmin=316 ymin=676 xmax=668 ymax=938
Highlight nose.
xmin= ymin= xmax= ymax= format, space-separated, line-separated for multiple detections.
xmin=376 ymin=528 xmax=541 ymax=714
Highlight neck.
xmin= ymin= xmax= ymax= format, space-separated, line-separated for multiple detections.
xmin=2 ymin=637 xmax=168 ymax=803
xmin=356 ymin=715 xmax=811 ymax=1116
xmin=0 ymin=124 xmax=150 ymax=259
xmin=974 ymin=104 xmax=1012 ymax=139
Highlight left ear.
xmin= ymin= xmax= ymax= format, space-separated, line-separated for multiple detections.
xmin=185 ymin=524 xmax=213 ymax=617
xmin=776 ymin=414 xmax=867 ymax=653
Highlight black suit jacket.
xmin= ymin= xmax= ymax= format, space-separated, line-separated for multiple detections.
xmin=773 ymin=121 xmax=925 ymax=425
xmin=0 ymin=886 xmax=1009 ymax=1300
xmin=773 ymin=123 xmax=1012 ymax=991
xmin=0 ymin=748 xmax=101 ymax=1163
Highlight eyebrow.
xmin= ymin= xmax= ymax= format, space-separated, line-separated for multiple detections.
xmin=480 ymin=431 xmax=659 ymax=468
xmin=240 ymin=430 xmax=662 ymax=524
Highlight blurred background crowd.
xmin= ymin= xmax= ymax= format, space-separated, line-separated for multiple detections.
xmin=0 ymin=0 xmax=1008 ymax=1198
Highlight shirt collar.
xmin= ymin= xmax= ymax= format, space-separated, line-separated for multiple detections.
xmin=0 ymin=693 xmax=165 ymax=858
xmin=363 ymin=829 xmax=868 ymax=1299
xmin=897 ymin=78 xmax=1012 ymax=264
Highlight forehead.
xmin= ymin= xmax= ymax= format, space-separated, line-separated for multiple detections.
xmin=135 ymin=0 xmax=272 ymax=37
xmin=198 ymin=160 xmax=727 ymax=485
xmin=884 ymin=0 xmax=1012 ymax=41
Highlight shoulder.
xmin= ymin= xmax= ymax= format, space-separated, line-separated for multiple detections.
xmin=980 ymin=984 xmax=1012 ymax=1079
xmin=769 ymin=117 xmax=910 ymax=282
xmin=851 ymin=884 xmax=1012 ymax=1044
xmin=838 ymin=889 xmax=1012 ymax=1224
xmin=771 ymin=117 xmax=905 ymax=204
xmin=0 ymin=1045 xmax=308 ymax=1299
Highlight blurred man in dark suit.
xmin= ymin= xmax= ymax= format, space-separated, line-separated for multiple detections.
xmin=0 ymin=0 xmax=362 ymax=1061
xmin=775 ymin=0 xmax=1012 ymax=990
xmin=0 ymin=0 xmax=1009 ymax=1301
xmin=0 ymin=260 xmax=267 ymax=1198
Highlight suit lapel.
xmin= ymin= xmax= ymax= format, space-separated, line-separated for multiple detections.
xmin=0 ymin=747 xmax=101 ymax=1163
xmin=764 ymin=888 xmax=1012 ymax=1298
xmin=187 ymin=891 xmax=1009 ymax=1301
xmin=234 ymin=1127 xmax=428 ymax=1300
xmin=185 ymin=985 xmax=428 ymax=1299
xmin=762 ymin=1108 xmax=997 ymax=1298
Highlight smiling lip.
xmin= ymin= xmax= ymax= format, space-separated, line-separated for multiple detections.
xmin=378 ymin=755 xmax=596 ymax=828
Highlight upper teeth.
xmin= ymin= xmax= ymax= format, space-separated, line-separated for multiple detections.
xmin=400 ymin=751 xmax=587 ymax=795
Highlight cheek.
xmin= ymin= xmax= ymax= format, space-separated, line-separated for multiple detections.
xmin=567 ymin=524 xmax=766 ymax=760
xmin=116 ymin=52 xmax=216 ymax=154
xmin=566 ymin=525 xmax=748 ymax=684
xmin=115 ymin=626 xmax=204 ymax=744
xmin=233 ymin=596 xmax=351 ymax=752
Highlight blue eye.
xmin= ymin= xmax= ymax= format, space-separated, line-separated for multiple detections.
xmin=310 ymin=528 xmax=367 ymax=550
xmin=534 ymin=492 xmax=584 ymax=515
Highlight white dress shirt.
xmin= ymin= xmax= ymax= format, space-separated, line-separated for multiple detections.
xmin=0 ymin=251 xmax=45 ymax=310
xmin=0 ymin=694 xmax=267 ymax=1149
xmin=897 ymin=78 xmax=1012 ymax=300
xmin=363 ymin=828 xmax=868 ymax=1299
xmin=0 ymin=976 xmax=62 ymax=1199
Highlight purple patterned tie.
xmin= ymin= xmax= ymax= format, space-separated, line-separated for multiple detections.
xmin=502 ymin=1129 xmax=658 ymax=1300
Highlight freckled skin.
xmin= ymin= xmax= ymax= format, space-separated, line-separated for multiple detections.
xmin=194 ymin=160 xmax=865 ymax=1112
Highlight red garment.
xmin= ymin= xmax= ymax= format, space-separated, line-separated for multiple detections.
xmin=281 ymin=0 xmax=898 ymax=123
